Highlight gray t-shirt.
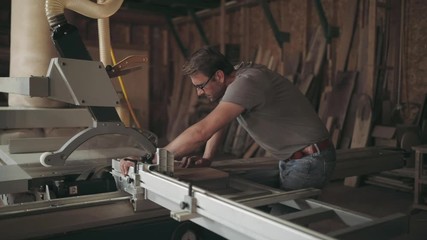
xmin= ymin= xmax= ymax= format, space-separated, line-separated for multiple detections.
xmin=221 ymin=63 xmax=329 ymax=160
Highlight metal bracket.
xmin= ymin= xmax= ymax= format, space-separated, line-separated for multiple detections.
xmin=257 ymin=0 xmax=290 ymax=48
xmin=107 ymin=55 xmax=149 ymax=78
xmin=170 ymin=182 xmax=198 ymax=221
xmin=188 ymin=9 xmax=210 ymax=46
xmin=110 ymin=148 xmax=174 ymax=212
xmin=166 ymin=15 xmax=189 ymax=58
xmin=166 ymin=8 xmax=212 ymax=59
xmin=40 ymin=121 xmax=157 ymax=167
xmin=47 ymin=58 xmax=120 ymax=107
xmin=314 ymin=0 xmax=340 ymax=43
xmin=155 ymin=148 xmax=175 ymax=176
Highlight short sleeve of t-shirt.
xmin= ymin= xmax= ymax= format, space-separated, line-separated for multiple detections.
xmin=221 ymin=68 xmax=267 ymax=110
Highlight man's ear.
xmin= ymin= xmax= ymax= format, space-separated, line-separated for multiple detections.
xmin=217 ymin=70 xmax=225 ymax=83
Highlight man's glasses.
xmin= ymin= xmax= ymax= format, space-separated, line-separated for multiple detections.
xmin=194 ymin=71 xmax=216 ymax=91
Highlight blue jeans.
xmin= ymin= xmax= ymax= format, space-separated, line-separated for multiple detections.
xmin=279 ymin=145 xmax=336 ymax=190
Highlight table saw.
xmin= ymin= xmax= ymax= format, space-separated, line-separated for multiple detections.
xmin=0 ymin=141 xmax=408 ymax=240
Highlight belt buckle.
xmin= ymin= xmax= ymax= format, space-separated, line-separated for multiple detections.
xmin=313 ymin=143 xmax=321 ymax=154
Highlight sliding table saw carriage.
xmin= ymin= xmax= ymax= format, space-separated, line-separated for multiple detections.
xmin=0 ymin=0 xmax=409 ymax=239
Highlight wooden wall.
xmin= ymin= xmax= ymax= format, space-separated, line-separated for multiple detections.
xmin=406 ymin=0 xmax=427 ymax=108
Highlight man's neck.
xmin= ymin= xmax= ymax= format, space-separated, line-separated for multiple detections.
xmin=225 ymin=70 xmax=237 ymax=86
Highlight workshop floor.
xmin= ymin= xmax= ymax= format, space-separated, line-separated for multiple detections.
xmin=318 ymin=180 xmax=427 ymax=240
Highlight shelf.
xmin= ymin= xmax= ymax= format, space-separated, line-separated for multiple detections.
xmin=412 ymin=145 xmax=427 ymax=154
xmin=413 ymin=145 xmax=427 ymax=211
xmin=416 ymin=178 xmax=427 ymax=184
xmin=412 ymin=203 xmax=427 ymax=211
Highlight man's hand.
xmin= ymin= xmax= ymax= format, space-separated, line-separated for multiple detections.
xmin=179 ymin=156 xmax=212 ymax=168
xmin=120 ymin=155 xmax=159 ymax=176
xmin=119 ymin=157 xmax=138 ymax=176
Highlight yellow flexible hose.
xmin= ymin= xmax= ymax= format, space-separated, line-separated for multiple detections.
xmin=110 ymin=49 xmax=142 ymax=129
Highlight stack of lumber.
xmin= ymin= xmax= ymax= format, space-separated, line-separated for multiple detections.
xmin=212 ymin=146 xmax=405 ymax=185
xmin=364 ymin=167 xmax=415 ymax=192
xmin=324 ymin=0 xmax=409 ymax=187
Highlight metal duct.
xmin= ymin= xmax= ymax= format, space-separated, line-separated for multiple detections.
xmin=9 ymin=0 xmax=64 ymax=108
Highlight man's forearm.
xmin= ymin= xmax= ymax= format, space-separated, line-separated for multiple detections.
xmin=203 ymin=127 xmax=226 ymax=160
xmin=165 ymin=124 xmax=210 ymax=159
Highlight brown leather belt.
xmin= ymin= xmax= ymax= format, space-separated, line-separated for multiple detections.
xmin=288 ymin=139 xmax=332 ymax=160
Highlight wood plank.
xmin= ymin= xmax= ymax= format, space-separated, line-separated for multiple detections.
xmin=223 ymin=120 xmax=238 ymax=153
xmin=211 ymin=147 xmax=404 ymax=181
xmin=308 ymin=26 xmax=327 ymax=77
xmin=297 ymin=25 xmax=326 ymax=95
xmin=339 ymin=0 xmax=370 ymax=149
xmin=231 ymin=124 xmax=250 ymax=157
xmin=283 ymin=51 xmax=301 ymax=77
xmin=243 ymin=142 xmax=260 ymax=159
xmin=320 ymin=71 xmax=358 ymax=130
xmin=174 ymin=167 xmax=229 ymax=181
xmin=219 ymin=0 xmax=226 ymax=53
xmin=344 ymin=0 xmax=377 ymax=182
xmin=297 ymin=72 xmax=315 ymax=95
xmin=322 ymin=0 xmax=358 ymax=123
xmin=261 ymin=48 xmax=272 ymax=66
xmin=318 ymin=85 xmax=332 ymax=121
xmin=364 ymin=0 xmax=377 ymax=98
xmin=174 ymin=167 xmax=229 ymax=190
xmin=336 ymin=0 xmax=359 ymax=72
xmin=350 ymin=95 xmax=373 ymax=146
xmin=331 ymin=127 xmax=341 ymax=148
xmin=168 ymin=77 xmax=197 ymax=140
xmin=371 ymin=125 xmax=396 ymax=139
xmin=325 ymin=116 xmax=336 ymax=132
xmin=345 ymin=94 xmax=373 ymax=186
xmin=254 ymin=45 xmax=264 ymax=64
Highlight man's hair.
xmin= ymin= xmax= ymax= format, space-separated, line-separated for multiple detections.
xmin=182 ymin=46 xmax=235 ymax=77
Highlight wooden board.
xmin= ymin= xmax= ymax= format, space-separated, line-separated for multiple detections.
xmin=167 ymin=77 xmax=197 ymax=141
xmin=174 ymin=167 xmax=229 ymax=181
xmin=339 ymin=1 xmax=369 ymax=149
xmin=209 ymin=147 xmax=404 ymax=182
xmin=307 ymin=26 xmax=327 ymax=77
xmin=174 ymin=167 xmax=229 ymax=190
xmin=297 ymin=72 xmax=315 ymax=96
xmin=320 ymin=71 xmax=357 ymax=131
xmin=243 ymin=142 xmax=260 ymax=159
xmin=297 ymin=25 xmax=326 ymax=95
xmin=345 ymin=94 xmax=373 ymax=186
xmin=351 ymin=94 xmax=373 ymax=148
xmin=364 ymin=0 xmax=377 ymax=98
xmin=335 ymin=0 xmax=359 ymax=72
xmin=223 ymin=120 xmax=238 ymax=153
